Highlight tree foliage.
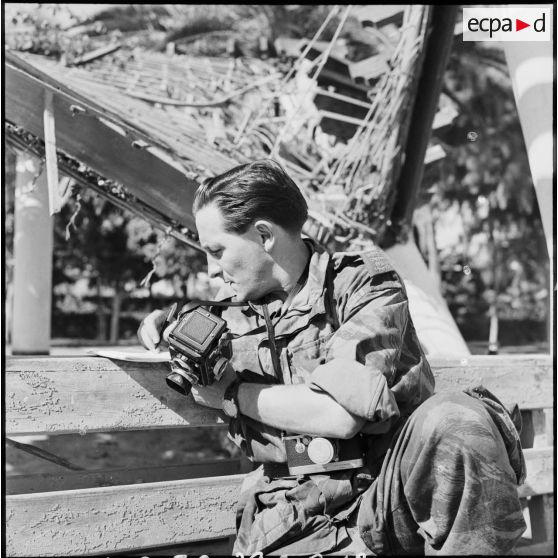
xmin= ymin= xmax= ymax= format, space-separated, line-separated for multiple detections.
xmin=56 ymin=186 xmax=206 ymax=296
xmin=423 ymin=41 xmax=549 ymax=327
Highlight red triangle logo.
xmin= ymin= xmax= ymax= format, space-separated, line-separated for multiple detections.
xmin=516 ymin=18 xmax=530 ymax=31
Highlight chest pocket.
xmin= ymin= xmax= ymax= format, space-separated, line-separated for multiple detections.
xmin=231 ymin=332 xmax=274 ymax=383
xmin=285 ymin=328 xmax=335 ymax=384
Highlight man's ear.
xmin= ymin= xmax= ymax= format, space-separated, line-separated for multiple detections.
xmin=254 ymin=220 xmax=275 ymax=252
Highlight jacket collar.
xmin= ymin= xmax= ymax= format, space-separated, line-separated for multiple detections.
xmin=216 ymin=238 xmax=332 ymax=333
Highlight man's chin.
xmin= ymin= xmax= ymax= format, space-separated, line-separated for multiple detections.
xmin=231 ymin=289 xmax=259 ymax=303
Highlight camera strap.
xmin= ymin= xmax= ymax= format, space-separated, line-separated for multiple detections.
xmin=324 ymin=258 xmax=340 ymax=331
xmin=262 ymin=303 xmax=282 ymax=380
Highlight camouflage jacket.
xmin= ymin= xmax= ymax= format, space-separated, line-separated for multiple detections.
xmin=215 ymin=240 xmax=435 ymax=554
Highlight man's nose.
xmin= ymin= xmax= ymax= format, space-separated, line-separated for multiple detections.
xmin=207 ymin=256 xmax=222 ymax=279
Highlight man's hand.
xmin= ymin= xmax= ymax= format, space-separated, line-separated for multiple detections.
xmin=190 ymin=363 xmax=237 ymax=409
xmin=137 ymin=308 xmax=169 ymax=351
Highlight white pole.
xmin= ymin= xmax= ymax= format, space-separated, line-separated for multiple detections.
xmin=502 ymin=15 xmax=554 ymax=355
xmin=503 ymin=37 xmax=553 ymax=259
xmin=12 ymin=152 xmax=53 ymax=355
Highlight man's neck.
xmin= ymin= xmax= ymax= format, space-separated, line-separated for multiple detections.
xmin=270 ymin=238 xmax=312 ymax=302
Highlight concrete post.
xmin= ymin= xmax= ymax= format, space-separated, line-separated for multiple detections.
xmin=503 ymin=34 xmax=553 ymax=260
xmin=12 ymin=152 xmax=53 ymax=355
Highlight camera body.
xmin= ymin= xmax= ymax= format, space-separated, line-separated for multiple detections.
xmin=283 ymin=434 xmax=364 ymax=475
xmin=166 ymin=306 xmax=232 ymax=395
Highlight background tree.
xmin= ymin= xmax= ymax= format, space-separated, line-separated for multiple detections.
xmin=54 ymin=186 xmax=206 ymax=341
xmin=421 ymin=40 xmax=549 ymax=344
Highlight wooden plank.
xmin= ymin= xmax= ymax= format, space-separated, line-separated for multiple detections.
xmin=6 ymin=55 xmax=200 ymax=231
xmin=543 ymin=408 xmax=554 ymax=446
xmin=520 ymin=410 xmax=537 ymax=447
xmin=513 ymin=540 xmax=555 ymax=556
xmin=6 ymin=446 xmax=552 ymax=556
xmin=6 ymin=459 xmax=241 ymax=495
xmin=528 ymin=494 xmax=554 ymax=544
xmin=349 ymin=53 xmax=390 ymax=81
xmin=6 ymin=356 xmax=226 ymax=436
xmin=43 ymin=90 xmax=61 ymax=215
xmin=6 ymin=355 xmax=552 ymax=435
xmin=9 ymin=446 xmax=550 ymax=497
xmin=71 ymin=43 xmax=121 ymax=66
xmin=5 ymin=474 xmax=244 ymax=556
xmin=428 ymin=354 xmax=552 ymax=410
xmin=517 ymin=447 xmax=554 ymax=498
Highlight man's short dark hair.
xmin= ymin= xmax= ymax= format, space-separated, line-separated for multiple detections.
xmin=193 ymin=159 xmax=308 ymax=234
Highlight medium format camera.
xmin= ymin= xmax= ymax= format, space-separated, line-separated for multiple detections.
xmin=166 ymin=305 xmax=232 ymax=396
xmin=283 ymin=434 xmax=364 ymax=475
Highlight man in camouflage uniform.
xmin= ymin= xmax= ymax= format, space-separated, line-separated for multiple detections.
xmin=139 ymin=160 xmax=526 ymax=555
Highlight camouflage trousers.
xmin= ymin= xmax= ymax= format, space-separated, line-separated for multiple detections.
xmin=354 ymin=391 xmax=526 ymax=555
xmin=235 ymin=391 xmax=526 ymax=556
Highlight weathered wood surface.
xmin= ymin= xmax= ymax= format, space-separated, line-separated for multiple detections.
xmin=5 ymin=54 xmax=201 ymax=231
xmin=513 ymin=540 xmax=555 ymax=556
xmin=6 ymin=459 xmax=241 ymax=495
xmin=6 ymin=474 xmax=244 ymax=557
xmin=5 ymin=447 xmax=552 ymax=556
xmin=517 ymin=447 xmax=554 ymax=498
xmin=6 ymin=356 xmax=226 ymax=435
xmin=6 ymin=355 xmax=552 ymax=435
xmin=427 ymin=354 xmax=552 ymax=410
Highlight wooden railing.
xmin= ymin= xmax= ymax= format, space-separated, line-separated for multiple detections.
xmin=5 ymin=355 xmax=554 ymax=556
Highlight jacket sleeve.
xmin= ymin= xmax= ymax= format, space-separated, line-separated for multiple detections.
xmin=309 ymin=270 xmax=434 ymax=435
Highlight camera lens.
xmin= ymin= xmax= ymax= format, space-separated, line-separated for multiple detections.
xmin=166 ymin=371 xmax=193 ymax=396
xmin=307 ymin=437 xmax=336 ymax=465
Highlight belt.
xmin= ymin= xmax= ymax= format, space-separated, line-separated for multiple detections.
xmin=262 ymin=462 xmax=293 ymax=479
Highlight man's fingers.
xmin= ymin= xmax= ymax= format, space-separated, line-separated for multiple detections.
xmin=137 ymin=310 xmax=165 ymax=351
xmin=138 ymin=323 xmax=160 ymax=352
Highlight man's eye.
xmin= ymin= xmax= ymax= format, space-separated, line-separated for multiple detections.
xmin=208 ymin=249 xmax=222 ymax=257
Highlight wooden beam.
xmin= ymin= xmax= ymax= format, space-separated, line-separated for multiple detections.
xmin=5 ymin=447 xmax=552 ymax=556
xmin=6 ymin=357 xmax=226 ymax=436
xmin=5 ymin=53 xmax=202 ymax=231
xmin=43 ymin=90 xmax=61 ymax=215
xmin=517 ymin=447 xmax=554 ymax=498
xmin=5 ymin=474 xmax=244 ymax=556
xmin=385 ymin=6 xmax=459 ymax=246
xmin=6 ymin=355 xmax=552 ymax=436
xmin=428 ymin=354 xmax=553 ymax=410
xmin=514 ymin=540 xmax=555 ymax=556
xmin=6 ymin=459 xmax=241 ymax=495
xmin=71 ymin=43 xmax=121 ymax=66
xmin=316 ymin=87 xmax=372 ymax=109
xmin=8 ymin=447 xmax=550 ymax=498
xmin=349 ymin=52 xmax=390 ymax=81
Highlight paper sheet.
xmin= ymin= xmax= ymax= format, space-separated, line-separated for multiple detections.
xmin=87 ymin=347 xmax=171 ymax=362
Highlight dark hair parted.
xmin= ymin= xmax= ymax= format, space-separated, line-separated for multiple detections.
xmin=193 ymin=159 xmax=308 ymax=234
